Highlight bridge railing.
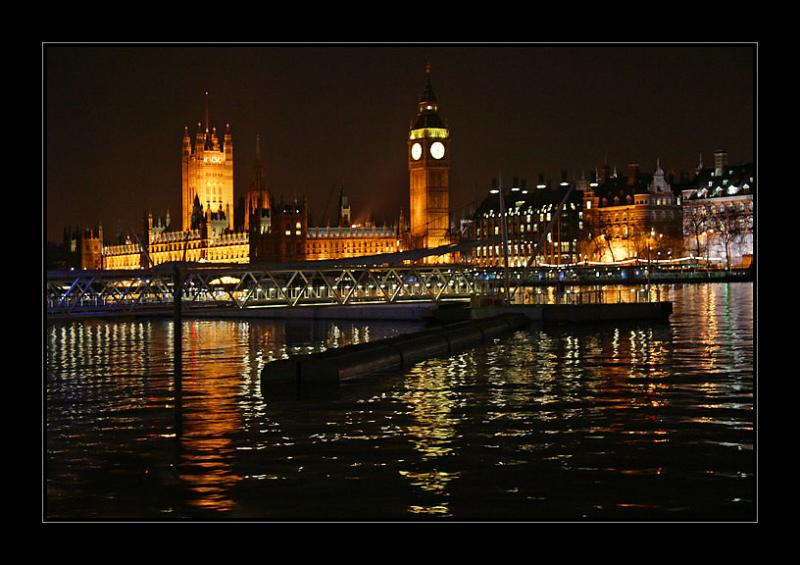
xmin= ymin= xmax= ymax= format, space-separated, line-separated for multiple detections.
xmin=45 ymin=264 xmax=483 ymax=316
xmin=46 ymin=263 xmax=746 ymax=317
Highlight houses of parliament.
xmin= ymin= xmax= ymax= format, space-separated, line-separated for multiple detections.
xmin=70 ymin=68 xmax=453 ymax=271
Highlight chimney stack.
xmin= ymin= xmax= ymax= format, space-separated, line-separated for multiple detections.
xmin=626 ymin=162 xmax=640 ymax=185
xmin=714 ymin=149 xmax=728 ymax=177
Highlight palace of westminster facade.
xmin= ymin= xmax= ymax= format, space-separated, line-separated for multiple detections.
xmin=74 ymin=68 xmax=451 ymax=271
xmin=62 ymin=69 xmax=754 ymax=272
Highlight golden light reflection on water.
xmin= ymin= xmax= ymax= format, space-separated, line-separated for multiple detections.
xmin=175 ymin=319 xmax=394 ymax=511
xmin=47 ymin=283 xmax=752 ymax=519
xmin=400 ymin=363 xmax=460 ymax=461
xmin=47 ymin=316 xmax=420 ymax=517
xmin=395 ymin=355 xmax=473 ymax=517
xmin=407 ymin=503 xmax=452 ymax=515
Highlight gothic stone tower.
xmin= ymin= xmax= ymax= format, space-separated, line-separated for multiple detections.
xmin=408 ymin=65 xmax=450 ymax=250
xmin=80 ymin=224 xmax=104 ymax=270
xmin=244 ymin=134 xmax=271 ymax=232
xmin=182 ymin=92 xmax=234 ymax=231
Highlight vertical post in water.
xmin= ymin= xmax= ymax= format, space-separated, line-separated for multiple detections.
xmin=173 ymin=265 xmax=184 ymax=437
xmin=173 ymin=265 xmax=183 ymax=326
xmin=498 ymin=177 xmax=510 ymax=304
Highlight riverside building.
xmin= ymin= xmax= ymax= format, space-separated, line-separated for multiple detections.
xmin=580 ymin=160 xmax=683 ymax=264
xmin=472 ymin=174 xmax=584 ymax=267
xmin=677 ymin=150 xmax=754 ymax=268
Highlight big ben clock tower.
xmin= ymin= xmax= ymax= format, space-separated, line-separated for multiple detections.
xmin=408 ymin=64 xmax=450 ymax=251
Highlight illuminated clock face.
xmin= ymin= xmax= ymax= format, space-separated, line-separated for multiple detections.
xmin=411 ymin=142 xmax=422 ymax=161
xmin=430 ymin=141 xmax=445 ymax=160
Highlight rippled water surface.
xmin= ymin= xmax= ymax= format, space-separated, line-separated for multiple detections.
xmin=45 ymin=283 xmax=754 ymax=520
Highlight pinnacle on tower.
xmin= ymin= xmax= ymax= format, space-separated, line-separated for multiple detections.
xmin=419 ymin=63 xmax=438 ymax=108
xmin=412 ymin=63 xmax=446 ymax=130
xmin=204 ymin=91 xmax=209 ymax=132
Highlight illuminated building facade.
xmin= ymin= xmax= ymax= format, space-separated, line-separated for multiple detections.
xmin=581 ymin=160 xmax=683 ymax=263
xmin=249 ymin=195 xmax=402 ymax=263
xmin=408 ymin=65 xmax=451 ymax=254
xmin=181 ymin=94 xmax=234 ymax=231
xmin=68 ymin=82 xmax=439 ymax=270
xmin=472 ymin=175 xmax=584 ymax=267
xmin=80 ymin=225 xmax=104 ymax=270
xmin=678 ymin=150 xmax=754 ymax=268
xmin=306 ymin=225 xmax=400 ymax=261
xmin=101 ymin=209 xmax=249 ymax=269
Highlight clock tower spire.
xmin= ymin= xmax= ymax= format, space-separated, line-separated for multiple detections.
xmin=408 ymin=64 xmax=450 ymax=255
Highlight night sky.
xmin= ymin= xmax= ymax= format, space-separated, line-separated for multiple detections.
xmin=45 ymin=44 xmax=754 ymax=242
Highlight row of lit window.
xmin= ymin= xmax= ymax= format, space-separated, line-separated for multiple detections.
xmin=477 ymin=218 xmax=583 ymax=237
xmin=475 ymin=241 xmax=575 ymax=257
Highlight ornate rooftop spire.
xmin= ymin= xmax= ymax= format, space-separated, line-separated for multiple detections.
xmin=412 ymin=63 xmax=446 ymax=130
xmin=204 ymin=91 xmax=209 ymax=132
xmin=419 ymin=62 xmax=438 ymax=107
xmin=250 ymin=134 xmax=267 ymax=195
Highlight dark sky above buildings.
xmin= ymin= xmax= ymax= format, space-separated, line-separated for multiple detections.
xmin=45 ymin=44 xmax=754 ymax=241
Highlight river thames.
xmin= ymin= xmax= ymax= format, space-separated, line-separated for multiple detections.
xmin=44 ymin=282 xmax=754 ymax=521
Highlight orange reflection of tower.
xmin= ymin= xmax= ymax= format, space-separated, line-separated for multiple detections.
xmin=178 ymin=321 xmax=244 ymax=512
